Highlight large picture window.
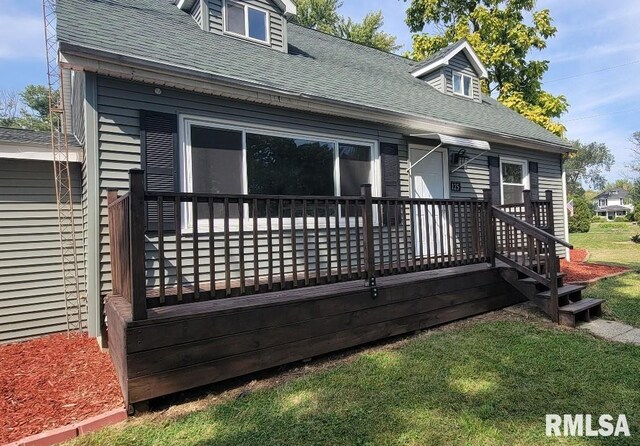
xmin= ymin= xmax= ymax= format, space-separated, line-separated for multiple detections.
xmin=182 ymin=118 xmax=378 ymax=228
xmin=500 ymin=158 xmax=528 ymax=204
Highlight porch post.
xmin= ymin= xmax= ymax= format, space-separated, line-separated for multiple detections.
xmin=545 ymin=190 xmax=555 ymax=233
xmin=361 ymin=184 xmax=375 ymax=280
xmin=523 ymin=190 xmax=535 ymax=266
xmin=483 ymin=189 xmax=496 ymax=267
xmin=128 ymin=169 xmax=148 ymax=321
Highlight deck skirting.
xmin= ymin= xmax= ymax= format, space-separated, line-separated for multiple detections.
xmin=105 ymin=263 xmax=525 ymax=406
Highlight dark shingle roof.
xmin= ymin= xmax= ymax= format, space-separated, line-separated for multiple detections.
xmin=0 ymin=127 xmax=51 ymax=146
xmin=0 ymin=127 xmax=82 ymax=148
xmin=56 ymin=0 xmax=570 ymax=149
xmin=595 ymin=189 xmax=629 ymax=200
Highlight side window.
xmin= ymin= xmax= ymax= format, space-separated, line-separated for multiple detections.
xmin=453 ymin=72 xmax=472 ymax=97
xmin=225 ymin=1 xmax=269 ymax=44
xmin=501 ymin=160 xmax=527 ymax=204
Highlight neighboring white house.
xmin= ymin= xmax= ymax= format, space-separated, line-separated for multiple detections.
xmin=593 ymin=188 xmax=634 ymax=220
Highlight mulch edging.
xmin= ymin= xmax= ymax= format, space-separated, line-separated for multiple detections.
xmin=0 ymin=333 xmax=124 ymax=445
xmin=5 ymin=408 xmax=127 ymax=446
xmin=561 ymin=248 xmax=631 ymax=285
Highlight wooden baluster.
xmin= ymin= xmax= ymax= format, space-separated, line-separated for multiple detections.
xmin=325 ymin=199 xmax=332 ymax=282
xmin=303 ymin=199 xmax=309 ymax=286
xmin=278 ymin=199 xmax=285 ymax=288
xmin=290 ymin=199 xmax=297 ymax=288
xmin=252 ymin=199 xmax=259 ymax=292
xmin=355 ymin=200 xmax=363 ymax=278
xmin=208 ymin=198 xmax=215 ymax=298
xmin=266 ymin=198 xmax=273 ymax=291
xmin=192 ymin=196 xmax=200 ymax=301
xmin=402 ymin=201 xmax=409 ymax=272
xmin=409 ymin=200 xmax=417 ymax=271
xmin=175 ymin=195 xmax=183 ymax=303
xmin=482 ymin=190 xmax=496 ymax=267
xmin=417 ymin=202 xmax=424 ymax=270
xmin=385 ymin=200 xmax=392 ymax=273
xmin=224 ymin=197 xmax=231 ymax=296
xmin=394 ymin=200 xmax=401 ymax=272
xmin=238 ymin=198 xmax=246 ymax=295
xmin=335 ymin=200 xmax=342 ymax=280
xmin=345 ymin=200 xmax=352 ymax=279
xmin=377 ymin=201 xmax=384 ymax=275
xmin=157 ymin=196 xmax=165 ymax=304
xmin=314 ymin=199 xmax=320 ymax=283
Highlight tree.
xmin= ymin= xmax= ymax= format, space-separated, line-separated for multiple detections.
xmin=564 ymin=140 xmax=614 ymax=195
xmin=293 ymin=0 xmax=400 ymax=52
xmin=630 ymin=131 xmax=640 ymax=174
xmin=0 ymin=84 xmax=53 ymax=131
xmin=405 ymin=0 xmax=568 ymax=136
xmin=568 ymin=195 xmax=591 ymax=233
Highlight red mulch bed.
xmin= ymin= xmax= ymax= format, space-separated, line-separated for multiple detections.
xmin=561 ymin=248 xmax=629 ymax=283
xmin=0 ymin=333 xmax=124 ymax=444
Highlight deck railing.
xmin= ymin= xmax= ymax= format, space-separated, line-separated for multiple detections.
xmin=107 ymin=170 xmax=501 ymax=320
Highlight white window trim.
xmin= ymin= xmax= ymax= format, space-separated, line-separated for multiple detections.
xmin=499 ymin=157 xmax=529 ymax=205
xmin=452 ymin=71 xmax=473 ymax=98
xmin=179 ymin=114 xmax=380 ymax=232
xmin=223 ymin=0 xmax=271 ymax=45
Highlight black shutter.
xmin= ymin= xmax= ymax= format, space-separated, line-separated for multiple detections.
xmin=140 ymin=110 xmax=178 ymax=232
xmin=380 ymin=143 xmax=401 ymax=225
xmin=487 ymin=156 xmax=501 ymax=205
xmin=528 ymin=161 xmax=539 ymax=200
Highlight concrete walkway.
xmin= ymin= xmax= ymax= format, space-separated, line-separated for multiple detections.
xmin=580 ymin=319 xmax=640 ymax=345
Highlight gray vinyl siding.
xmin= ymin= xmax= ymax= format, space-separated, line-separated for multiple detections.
xmin=72 ymin=70 xmax=86 ymax=146
xmin=0 ymin=159 xmax=85 ymax=343
xmin=444 ymin=52 xmax=481 ymax=102
xmin=207 ymin=0 xmax=287 ymax=52
xmin=95 ymin=76 xmax=406 ymax=295
xmin=448 ymin=144 xmax=566 ymax=244
xmin=420 ymin=69 xmax=444 ymax=93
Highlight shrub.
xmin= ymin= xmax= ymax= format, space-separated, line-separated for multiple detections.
xmin=632 ymin=234 xmax=640 ymax=244
xmin=592 ymin=215 xmax=605 ymax=222
xmin=568 ymin=196 xmax=592 ymax=233
xmin=614 ymin=216 xmax=627 ymax=222
xmin=625 ymin=212 xmax=635 ymax=222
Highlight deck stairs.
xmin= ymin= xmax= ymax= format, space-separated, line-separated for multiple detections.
xmin=491 ymin=205 xmax=603 ymax=327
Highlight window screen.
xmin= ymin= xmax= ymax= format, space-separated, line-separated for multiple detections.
xmin=226 ymin=2 xmax=245 ymax=35
xmin=339 ymin=143 xmax=372 ymax=196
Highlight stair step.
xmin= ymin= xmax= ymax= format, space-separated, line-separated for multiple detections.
xmin=559 ymin=298 xmax=604 ymax=315
xmin=518 ymin=273 xmax=565 ymax=284
xmin=536 ymin=284 xmax=585 ymax=299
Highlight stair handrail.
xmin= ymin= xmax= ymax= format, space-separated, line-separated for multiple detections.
xmin=491 ymin=205 xmax=572 ymax=323
xmin=492 ymin=206 xmax=573 ymax=250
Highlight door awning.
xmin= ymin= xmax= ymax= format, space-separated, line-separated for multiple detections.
xmin=407 ymin=133 xmax=490 ymax=173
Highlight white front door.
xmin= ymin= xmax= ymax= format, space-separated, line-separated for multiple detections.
xmin=409 ymin=146 xmax=449 ymax=258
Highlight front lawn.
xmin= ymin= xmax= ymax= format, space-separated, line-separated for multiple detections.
xmin=70 ymin=321 xmax=640 ymax=446
xmin=570 ymin=222 xmax=640 ymax=327
xmin=570 ymin=222 xmax=640 ymax=270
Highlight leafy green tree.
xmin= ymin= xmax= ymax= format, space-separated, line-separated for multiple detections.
xmin=568 ymin=195 xmax=592 ymax=233
xmin=405 ymin=0 xmax=568 ymax=136
xmin=293 ymin=0 xmax=399 ymax=52
xmin=564 ymin=140 xmax=614 ymax=195
xmin=630 ymin=131 xmax=640 ymax=174
xmin=0 ymin=84 xmax=54 ymax=131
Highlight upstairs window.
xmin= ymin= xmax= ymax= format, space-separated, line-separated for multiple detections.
xmin=452 ymin=72 xmax=472 ymax=97
xmin=599 ymin=199 xmax=607 ymax=207
xmin=225 ymin=1 xmax=269 ymax=43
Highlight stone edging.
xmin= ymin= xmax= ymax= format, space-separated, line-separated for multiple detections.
xmin=5 ymin=408 xmax=127 ymax=446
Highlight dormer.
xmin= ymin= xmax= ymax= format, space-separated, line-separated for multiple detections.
xmin=177 ymin=0 xmax=296 ymax=52
xmin=411 ymin=39 xmax=488 ymax=103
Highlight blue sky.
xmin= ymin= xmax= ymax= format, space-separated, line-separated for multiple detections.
xmin=1 ymin=1 xmax=638 ymax=181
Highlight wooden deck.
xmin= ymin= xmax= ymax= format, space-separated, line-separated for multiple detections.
xmin=106 ymin=262 xmax=526 ymax=407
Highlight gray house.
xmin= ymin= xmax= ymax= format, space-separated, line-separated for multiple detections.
xmin=593 ymin=188 xmax=634 ymax=220
xmin=8 ymin=0 xmax=598 ymax=404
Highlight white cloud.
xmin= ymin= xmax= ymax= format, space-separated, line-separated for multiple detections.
xmin=0 ymin=14 xmax=44 ymax=61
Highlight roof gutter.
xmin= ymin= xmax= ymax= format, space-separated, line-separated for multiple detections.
xmin=58 ymin=42 xmax=573 ymax=154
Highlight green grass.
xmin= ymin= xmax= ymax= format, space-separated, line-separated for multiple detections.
xmin=570 ymin=222 xmax=640 ymax=327
xmin=70 ymin=321 xmax=640 ymax=446
xmin=570 ymin=222 xmax=640 ymax=270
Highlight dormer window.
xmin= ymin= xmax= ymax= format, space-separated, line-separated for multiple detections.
xmin=453 ymin=72 xmax=472 ymax=97
xmin=225 ymin=1 xmax=269 ymax=44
